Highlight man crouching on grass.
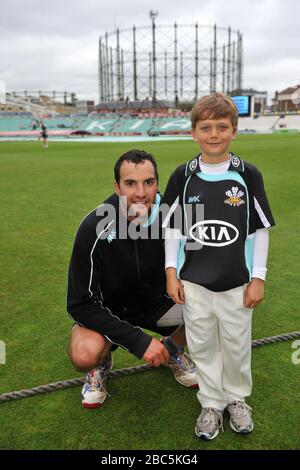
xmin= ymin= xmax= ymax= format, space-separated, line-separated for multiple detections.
xmin=67 ymin=149 xmax=197 ymax=408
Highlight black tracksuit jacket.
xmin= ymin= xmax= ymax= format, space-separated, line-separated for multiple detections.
xmin=67 ymin=193 xmax=174 ymax=359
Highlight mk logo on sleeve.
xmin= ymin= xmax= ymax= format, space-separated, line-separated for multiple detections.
xmin=188 ymin=195 xmax=200 ymax=203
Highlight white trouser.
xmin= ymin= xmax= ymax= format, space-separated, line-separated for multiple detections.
xmin=182 ymin=281 xmax=253 ymax=410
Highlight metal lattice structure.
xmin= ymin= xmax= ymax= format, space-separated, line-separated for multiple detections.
xmin=98 ymin=16 xmax=243 ymax=104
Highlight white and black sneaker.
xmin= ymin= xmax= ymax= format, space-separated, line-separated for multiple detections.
xmin=195 ymin=407 xmax=224 ymax=440
xmin=227 ymin=401 xmax=254 ymax=434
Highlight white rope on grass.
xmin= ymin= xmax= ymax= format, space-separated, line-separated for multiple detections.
xmin=1 ymin=331 xmax=300 ymax=404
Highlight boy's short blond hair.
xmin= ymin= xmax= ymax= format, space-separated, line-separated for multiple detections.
xmin=191 ymin=93 xmax=238 ymax=130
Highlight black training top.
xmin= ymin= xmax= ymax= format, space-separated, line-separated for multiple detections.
xmin=67 ymin=193 xmax=173 ymax=358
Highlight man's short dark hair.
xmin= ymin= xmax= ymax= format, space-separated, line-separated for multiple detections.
xmin=114 ymin=149 xmax=159 ymax=185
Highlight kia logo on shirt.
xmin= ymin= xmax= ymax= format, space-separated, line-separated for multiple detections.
xmin=190 ymin=220 xmax=239 ymax=247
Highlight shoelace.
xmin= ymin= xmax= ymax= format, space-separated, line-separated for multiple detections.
xmin=88 ymin=369 xmax=112 ymax=398
xmin=88 ymin=357 xmax=111 ymax=392
xmin=230 ymin=401 xmax=252 ymax=419
xmin=198 ymin=408 xmax=224 ymax=430
xmin=172 ymin=351 xmax=195 ymax=373
xmin=88 ymin=370 xmax=102 ymax=389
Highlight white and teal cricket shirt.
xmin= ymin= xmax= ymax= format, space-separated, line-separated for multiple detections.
xmin=162 ymin=153 xmax=275 ymax=292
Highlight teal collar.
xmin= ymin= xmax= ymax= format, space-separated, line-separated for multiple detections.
xmin=185 ymin=152 xmax=244 ymax=176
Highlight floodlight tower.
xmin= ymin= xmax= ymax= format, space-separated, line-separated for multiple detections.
xmin=149 ymin=10 xmax=158 ymax=102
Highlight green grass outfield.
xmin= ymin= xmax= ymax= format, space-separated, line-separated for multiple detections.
xmin=0 ymin=134 xmax=300 ymax=450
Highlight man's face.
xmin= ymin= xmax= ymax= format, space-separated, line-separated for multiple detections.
xmin=114 ymin=160 xmax=158 ymax=221
xmin=192 ymin=116 xmax=237 ymax=161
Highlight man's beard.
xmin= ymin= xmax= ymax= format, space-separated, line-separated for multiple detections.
xmin=127 ymin=202 xmax=149 ymax=224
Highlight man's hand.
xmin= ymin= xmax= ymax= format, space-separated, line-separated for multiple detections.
xmin=166 ymin=267 xmax=185 ymax=304
xmin=243 ymin=278 xmax=265 ymax=309
xmin=143 ymin=338 xmax=169 ymax=367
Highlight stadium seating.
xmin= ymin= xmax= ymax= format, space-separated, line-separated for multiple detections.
xmin=274 ymin=115 xmax=300 ymax=131
xmin=43 ymin=118 xmax=74 ymax=129
xmin=1 ymin=112 xmax=300 ymax=137
xmin=83 ymin=116 xmax=119 ymax=133
xmin=238 ymin=116 xmax=279 ymax=131
xmin=0 ymin=117 xmax=33 ymax=131
xmin=150 ymin=117 xmax=190 ymax=133
xmin=110 ymin=117 xmax=153 ymax=134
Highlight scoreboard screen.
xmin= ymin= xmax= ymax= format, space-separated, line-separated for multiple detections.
xmin=231 ymin=95 xmax=251 ymax=117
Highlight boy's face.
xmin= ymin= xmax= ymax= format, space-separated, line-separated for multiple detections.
xmin=192 ymin=116 xmax=237 ymax=161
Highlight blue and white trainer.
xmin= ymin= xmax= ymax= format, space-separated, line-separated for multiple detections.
xmin=166 ymin=348 xmax=198 ymax=389
xmin=81 ymin=353 xmax=113 ymax=409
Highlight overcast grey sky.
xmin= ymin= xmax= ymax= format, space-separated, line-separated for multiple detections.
xmin=0 ymin=0 xmax=299 ymax=103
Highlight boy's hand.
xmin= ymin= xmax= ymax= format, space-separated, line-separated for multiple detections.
xmin=243 ymin=278 xmax=265 ymax=309
xmin=166 ymin=267 xmax=185 ymax=304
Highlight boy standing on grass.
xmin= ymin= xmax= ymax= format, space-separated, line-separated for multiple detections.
xmin=163 ymin=93 xmax=275 ymax=440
